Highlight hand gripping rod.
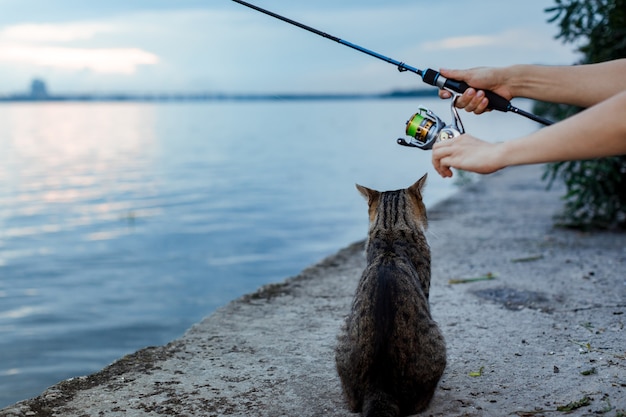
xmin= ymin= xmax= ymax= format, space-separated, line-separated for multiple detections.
xmin=231 ymin=0 xmax=553 ymax=126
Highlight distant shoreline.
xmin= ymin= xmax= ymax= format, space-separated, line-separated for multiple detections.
xmin=0 ymin=88 xmax=437 ymax=103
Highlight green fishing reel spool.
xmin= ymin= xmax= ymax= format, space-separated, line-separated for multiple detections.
xmin=397 ymin=98 xmax=465 ymax=150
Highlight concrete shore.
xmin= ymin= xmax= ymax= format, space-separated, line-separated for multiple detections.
xmin=2 ymin=164 xmax=625 ymax=417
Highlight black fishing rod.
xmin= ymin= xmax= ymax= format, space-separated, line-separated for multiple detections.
xmin=231 ymin=0 xmax=553 ymax=127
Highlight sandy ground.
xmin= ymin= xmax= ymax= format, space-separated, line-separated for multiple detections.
xmin=2 ymin=164 xmax=625 ymax=417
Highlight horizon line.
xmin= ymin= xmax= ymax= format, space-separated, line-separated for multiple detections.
xmin=0 ymin=88 xmax=438 ymax=103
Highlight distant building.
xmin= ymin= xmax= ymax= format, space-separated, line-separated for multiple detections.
xmin=30 ymin=79 xmax=48 ymax=99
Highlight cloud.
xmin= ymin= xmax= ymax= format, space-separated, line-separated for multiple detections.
xmin=0 ymin=44 xmax=159 ymax=74
xmin=421 ymin=35 xmax=497 ymax=50
xmin=0 ymin=21 xmax=159 ymax=74
xmin=1 ymin=22 xmax=114 ymax=43
xmin=420 ymin=28 xmax=566 ymax=53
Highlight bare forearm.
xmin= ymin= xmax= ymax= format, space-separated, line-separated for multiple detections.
xmin=500 ymin=90 xmax=626 ymax=166
xmin=433 ymin=59 xmax=626 ymax=178
xmin=504 ymin=59 xmax=626 ymax=107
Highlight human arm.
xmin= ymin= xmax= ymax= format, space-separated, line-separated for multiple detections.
xmin=438 ymin=59 xmax=626 ymax=113
xmin=432 ymin=90 xmax=626 ymax=177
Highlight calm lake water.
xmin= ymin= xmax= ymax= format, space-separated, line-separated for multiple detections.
xmin=0 ymin=98 xmax=540 ymax=407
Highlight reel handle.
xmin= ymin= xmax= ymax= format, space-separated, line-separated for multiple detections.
xmin=421 ymin=68 xmax=511 ymax=113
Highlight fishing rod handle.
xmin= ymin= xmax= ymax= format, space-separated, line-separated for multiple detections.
xmin=421 ymin=68 xmax=511 ymax=113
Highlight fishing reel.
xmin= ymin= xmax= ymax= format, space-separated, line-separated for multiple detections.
xmin=397 ymin=96 xmax=465 ymax=150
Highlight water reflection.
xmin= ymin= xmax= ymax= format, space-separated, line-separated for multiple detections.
xmin=0 ymin=103 xmax=160 ymax=250
xmin=0 ymin=103 xmax=163 ymax=406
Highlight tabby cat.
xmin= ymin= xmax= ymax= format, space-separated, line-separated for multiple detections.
xmin=335 ymin=174 xmax=446 ymax=417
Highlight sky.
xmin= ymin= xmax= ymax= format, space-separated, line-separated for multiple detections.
xmin=0 ymin=0 xmax=582 ymax=95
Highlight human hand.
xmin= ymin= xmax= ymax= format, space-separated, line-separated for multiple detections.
xmin=431 ymin=134 xmax=505 ymax=178
xmin=437 ymin=67 xmax=513 ymax=115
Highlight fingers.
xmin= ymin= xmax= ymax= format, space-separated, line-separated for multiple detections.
xmin=454 ymin=89 xmax=489 ymax=114
xmin=431 ymin=140 xmax=454 ymax=178
xmin=432 ymin=135 xmax=503 ymax=176
xmin=439 ymin=89 xmax=452 ymax=99
xmin=438 ymin=67 xmax=496 ymax=113
xmin=438 ymin=68 xmax=465 ymax=80
xmin=432 ymin=156 xmax=453 ymax=178
xmin=439 ymin=87 xmax=489 ymax=114
xmin=437 ymin=164 xmax=454 ymax=178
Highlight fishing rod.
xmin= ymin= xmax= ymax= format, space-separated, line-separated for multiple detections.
xmin=232 ymin=0 xmax=554 ymax=149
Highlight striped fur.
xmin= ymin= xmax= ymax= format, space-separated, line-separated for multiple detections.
xmin=335 ymin=174 xmax=446 ymax=417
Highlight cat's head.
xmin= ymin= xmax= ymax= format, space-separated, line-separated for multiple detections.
xmin=355 ymin=173 xmax=428 ymax=230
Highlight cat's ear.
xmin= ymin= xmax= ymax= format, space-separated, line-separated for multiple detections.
xmin=408 ymin=173 xmax=428 ymax=198
xmin=356 ymin=184 xmax=380 ymax=206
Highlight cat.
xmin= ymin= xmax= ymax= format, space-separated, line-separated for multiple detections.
xmin=335 ymin=173 xmax=446 ymax=417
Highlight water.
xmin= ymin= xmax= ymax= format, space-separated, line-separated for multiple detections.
xmin=0 ymin=98 xmax=539 ymax=407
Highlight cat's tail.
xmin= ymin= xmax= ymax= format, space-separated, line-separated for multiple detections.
xmin=363 ymin=389 xmax=400 ymax=417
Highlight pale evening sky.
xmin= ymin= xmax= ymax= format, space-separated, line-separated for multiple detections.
xmin=0 ymin=0 xmax=581 ymax=95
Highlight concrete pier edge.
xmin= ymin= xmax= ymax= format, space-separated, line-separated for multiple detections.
xmin=2 ymin=164 xmax=625 ymax=417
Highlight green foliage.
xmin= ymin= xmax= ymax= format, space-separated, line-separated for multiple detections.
xmin=543 ymin=158 xmax=626 ymax=228
xmin=534 ymin=0 xmax=626 ymax=229
xmin=546 ymin=0 xmax=626 ymax=62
